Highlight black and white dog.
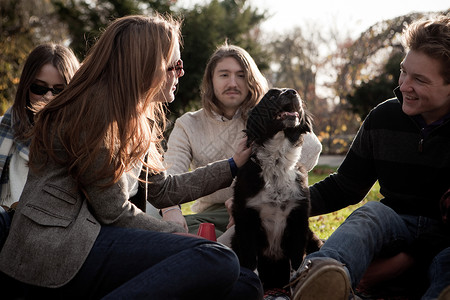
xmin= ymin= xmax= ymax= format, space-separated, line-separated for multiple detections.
xmin=231 ymin=88 xmax=320 ymax=290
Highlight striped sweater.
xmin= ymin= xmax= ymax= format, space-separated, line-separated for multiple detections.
xmin=311 ymin=88 xmax=450 ymax=220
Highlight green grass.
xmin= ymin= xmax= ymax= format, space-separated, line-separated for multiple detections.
xmin=181 ymin=165 xmax=382 ymax=240
xmin=308 ymin=165 xmax=381 ymax=239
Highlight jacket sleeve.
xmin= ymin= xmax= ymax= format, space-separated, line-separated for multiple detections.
xmin=83 ymin=152 xmax=184 ymax=233
xmin=310 ymin=117 xmax=377 ymax=216
xmin=147 ymin=159 xmax=233 ymax=209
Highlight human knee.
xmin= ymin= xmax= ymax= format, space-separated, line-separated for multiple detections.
xmin=430 ymin=247 xmax=450 ymax=270
xmin=356 ymin=201 xmax=388 ymax=213
xmin=350 ymin=201 xmax=398 ymax=222
xmin=200 ymin=242 xmax=240 ymax=277
xmin=343 ymin=201 xmax=410 ymax=243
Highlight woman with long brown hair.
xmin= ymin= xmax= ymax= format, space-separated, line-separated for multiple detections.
xmin=0 ymin=43 xmax=79 ymax=249
xmin=0 ymin=14 xmax=262 ymax=299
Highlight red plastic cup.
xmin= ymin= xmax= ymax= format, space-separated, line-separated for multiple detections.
xmin=197 ymin=223 xmax=217 ymax=241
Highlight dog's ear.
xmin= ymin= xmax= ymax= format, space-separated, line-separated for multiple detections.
xmin=300 ymin=108 xmax=314 ymax=133
xmin=245 ymin=89 xmax=283 ymax=145
xmin=245 ymin=108 xmax=261 ymax=146
xmin=245 ymin=93 xmax=272 ymax=144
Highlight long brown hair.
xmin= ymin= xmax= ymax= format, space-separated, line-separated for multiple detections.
xmin=12 ymin=43 xmax=79 ymax=142
xmin=30 ymin=14 xmax=182 ymax=188
xmin=201 ymin=42 xmax=269 ymax=121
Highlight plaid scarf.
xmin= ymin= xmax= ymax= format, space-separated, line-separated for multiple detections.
xmin=0 ymin=107 xmax=30 ymax=203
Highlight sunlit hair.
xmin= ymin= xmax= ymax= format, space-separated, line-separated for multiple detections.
xmin=402 ymin=15 xmax=450 ymax=84
xmin=12 ymin=43 xmax=80 ymax=142
xmin=201 ymin=42 xmax=269 ymax=121
xmin=30 ymin=14 xmax=182 ymax=188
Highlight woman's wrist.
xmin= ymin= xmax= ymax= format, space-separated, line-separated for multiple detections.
xmin=160 ymin=205 xmax=182 ymax=216
xmin=228 ymin=157 xmax=238 ymax=177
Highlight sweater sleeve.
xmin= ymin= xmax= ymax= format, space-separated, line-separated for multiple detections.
xmin=300 ymin=131 xmax=322 ymax=172
xmin=147 ymin=159 xmax=233 ymax=208
xmin=310 ymin=116 xmax=378 ymax=216
xmin=164 ymin=116 xmax=193 ymax=175
xmin=82 ymin=151 xmax=184 ymax=233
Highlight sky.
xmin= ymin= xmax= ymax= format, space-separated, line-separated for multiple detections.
xmin=175 ymin=0 xmax=448 ymax=98
xmin=176 ymin=0 xmax=449 ymax=37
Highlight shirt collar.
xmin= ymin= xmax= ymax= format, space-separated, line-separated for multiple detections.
xmin=211 ymin=108 xmax=241 ymax=122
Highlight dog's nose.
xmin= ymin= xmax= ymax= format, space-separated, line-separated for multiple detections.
xmin=286 ymin=89 xmax=297 ymax=96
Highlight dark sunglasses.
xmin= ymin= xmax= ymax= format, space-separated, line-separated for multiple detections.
xmin=30 ymin=83 xmax=64 ymax=96
xmin=167 ymin=59 xmax=184 ymax=78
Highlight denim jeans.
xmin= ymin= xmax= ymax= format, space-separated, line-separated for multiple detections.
xmin=306 ymin=201 xmax=450 ymax=299
xmin=20 ymin=226 xmax=263 ymax=299
xmin=0 ymin=206 xmax=11 ymax=249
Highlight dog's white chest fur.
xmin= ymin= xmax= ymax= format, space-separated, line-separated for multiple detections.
xmin=246 ymin=132 xmax=307 ymax=259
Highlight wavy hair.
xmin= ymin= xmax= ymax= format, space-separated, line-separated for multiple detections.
xmin=30 ymin=14 xmax=182 ymax=188
xmin=201 ymin=42 xmax=269 ymax=121
xmin=12 ymin=43 xmax=80 ymax=142
xmin=402 ymin=15 xmax=450 ymax=84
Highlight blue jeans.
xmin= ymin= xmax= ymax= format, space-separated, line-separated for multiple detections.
xmin=306 ymin=201 xmax=450 ymax=300
xmin=0 ymin=206 xmax=11 ymax=249
xmin=20 ymin=226 xmax=263 ymax=299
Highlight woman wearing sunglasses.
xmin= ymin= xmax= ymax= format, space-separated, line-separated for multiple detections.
xmin=0 ymin=14 xmax=262 ymax=299
xmin=0 ymin=43 xmax=80 ymax=250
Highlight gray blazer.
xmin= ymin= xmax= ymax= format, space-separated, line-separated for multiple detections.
xmin=0 ymin=153 xmax=232 ymax=288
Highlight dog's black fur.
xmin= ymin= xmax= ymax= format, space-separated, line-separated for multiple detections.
xmin=231 ymin=88 xmax=320 ymax=289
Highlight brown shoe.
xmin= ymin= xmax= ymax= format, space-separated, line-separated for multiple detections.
xmin=289 ymin=258 xmax=350 ymax=300
xmin=439 ymin=285 xmax=450 ymax=300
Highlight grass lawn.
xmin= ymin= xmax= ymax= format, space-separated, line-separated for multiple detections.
xmin=308 ymin=165 xmax=381 ymax=239
xmin=181 ymin=165 xmax=382 ymax=240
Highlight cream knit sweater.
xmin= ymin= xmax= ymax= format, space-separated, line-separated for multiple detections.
xmin=164 ymin=108 xmax=322 ymax=213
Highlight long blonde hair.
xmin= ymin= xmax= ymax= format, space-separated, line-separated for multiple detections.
xmin=30 ymin=14 xmax=182 ymax=187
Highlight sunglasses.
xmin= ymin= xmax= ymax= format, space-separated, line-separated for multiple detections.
xmin=30 ymin=83 xmax=64 ymax=96
xmin=167 ymin=59 xmax=184 ymax=78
